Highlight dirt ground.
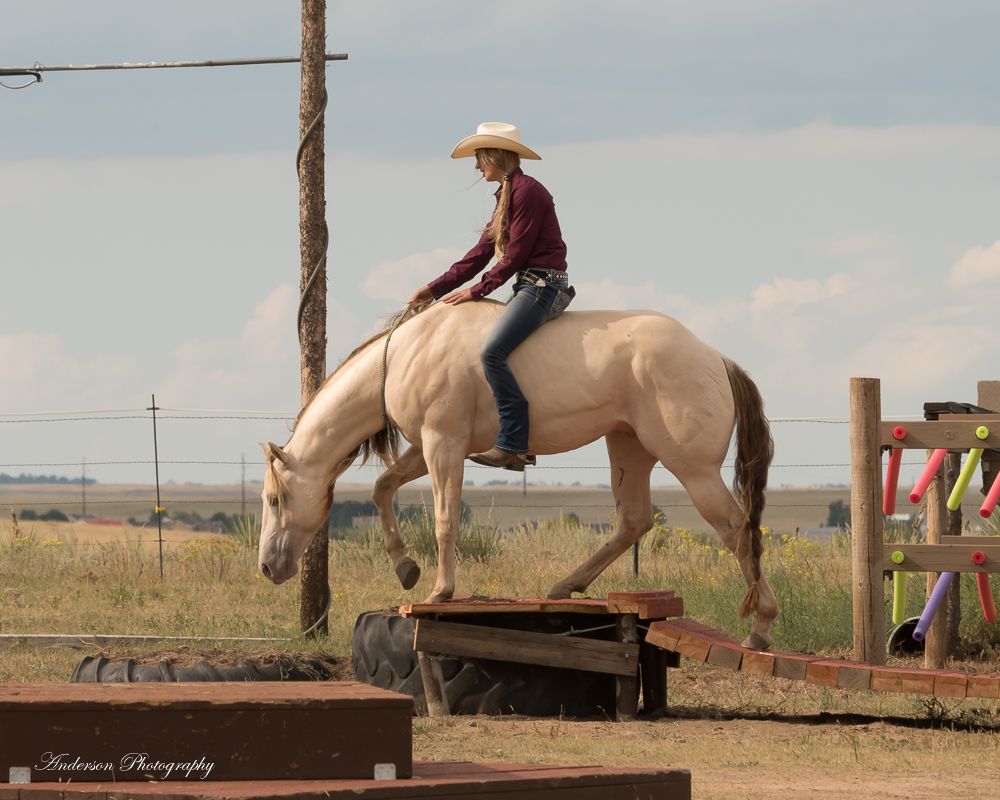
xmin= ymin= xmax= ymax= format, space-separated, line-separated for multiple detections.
xmin=44 ymin=647 xmax=1000 ymax=799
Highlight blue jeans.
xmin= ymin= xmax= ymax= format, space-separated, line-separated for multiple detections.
xmin=480 ymin=280 xmax=563 ymax=453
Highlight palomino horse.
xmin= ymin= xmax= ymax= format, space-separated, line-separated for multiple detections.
xmin=258 ymin=301 xmax=779 ymax=649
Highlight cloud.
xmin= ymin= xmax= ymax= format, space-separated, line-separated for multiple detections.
xmin=751 ymin=274 xmax=857 ymax=316
xmin=948 ymin=241 xmax=1000 ymax=288
xmin=361 ymin=248 xmax=465 ymax=303
xmin=241 ymin=283 xmax=297 ymax=363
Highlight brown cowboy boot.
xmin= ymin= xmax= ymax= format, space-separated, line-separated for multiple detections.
xmin=467 ymin=446 xmax=536 ymax=472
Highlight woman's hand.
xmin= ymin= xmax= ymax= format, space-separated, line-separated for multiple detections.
xmin=407 ymin=286 xmax=435 ymax=307
xmin=441 ymin=288 xmax=475 ymax=305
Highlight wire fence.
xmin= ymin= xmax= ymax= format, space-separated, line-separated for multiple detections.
xmin=0 ymin=403 xmax=932 ymax=528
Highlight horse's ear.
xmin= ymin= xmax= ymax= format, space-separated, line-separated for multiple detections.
xmin=260 ymin=441 xmax=289 ymax=465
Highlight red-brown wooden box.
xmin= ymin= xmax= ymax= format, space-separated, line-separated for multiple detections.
xmin=0 ymin=682 xmax=412 ymax=782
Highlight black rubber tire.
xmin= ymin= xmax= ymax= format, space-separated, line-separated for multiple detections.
xmin=351 ymin=610 xmax=615 ymax=717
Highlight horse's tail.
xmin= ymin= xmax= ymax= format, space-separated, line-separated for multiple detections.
xmin=723 ymin=357 xmax=774 ymax=618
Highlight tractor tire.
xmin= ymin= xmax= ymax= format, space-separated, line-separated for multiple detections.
xmin=351 ymin=610 xmax=615 ymax=717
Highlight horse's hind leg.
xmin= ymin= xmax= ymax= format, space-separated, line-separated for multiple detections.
xmin=547 ymin=430 xmax=657 ymax=599
xmin=676 ymin=470 xmax=779 ymax=650
xmin=372 ymin=444 xmax=428 ymax=590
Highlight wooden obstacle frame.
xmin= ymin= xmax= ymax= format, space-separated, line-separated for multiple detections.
xmin=850 ymin=377 xmax=1000 ymax=666
xmin=401 ymin=591 xmax=684 ymax=721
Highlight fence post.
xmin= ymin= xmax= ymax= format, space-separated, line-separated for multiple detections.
xmin=850 ymin=377 xmax=885 ymax=664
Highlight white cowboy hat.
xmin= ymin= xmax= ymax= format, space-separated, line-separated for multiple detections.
xmin=451 ymin=121 xmax=541 ymax=160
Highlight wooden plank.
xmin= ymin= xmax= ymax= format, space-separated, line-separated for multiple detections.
xmin=870 ymin=666 xmax=908 ymax=693
xmin=933 ymin=672 xmax=968 ymax=699
xmin=606 ymin=590 xmax=674 ymax=614
xmin=837 ymin=664 xmax=873 ymax=691
xmin=644 ymin=620 xmax=685 ymax=652
xmin=805 ymin=660 xmax=841 ymax=688
xmin=413 ymin=619 xmax=639 ymax=677
xmin=706 ymin=641 xmax=744 ymax=671
xmin=900 ymin=669 xmax=937 ymax=695
xmin=772 ymin=652 xmax=819 ymax=681
xmin=880 ymin=416 xmax=1000 ymax=449
xmin=8 ymin=762 xmax=694 ymax=800
xmin=673 ymin=630 xmax=712 ymax=663
xmin=638 ymin=595 xmax=685 ymax=620
xmin=400 ymin=597 xmax=611 ymax=617
xmin=966 ymin=674 xmax=1000 ymax=699
xmin=881 ymin=544 xmax=1000 ymax=573
xmin=740 ymin=650 xmax=776 ymax=677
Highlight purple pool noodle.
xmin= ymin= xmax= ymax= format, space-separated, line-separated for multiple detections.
xmin=912 ymin=571 xmax=955 ymax=641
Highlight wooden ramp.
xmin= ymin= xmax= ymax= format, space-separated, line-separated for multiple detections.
xmin=1 ymin=762 xmax=691 ymax=800
xmin=646 ymin=618 xmax=1000 ymax=700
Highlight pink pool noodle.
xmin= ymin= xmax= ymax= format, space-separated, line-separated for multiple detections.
xmin=912 ymin=571 xmax=955 ymax=642
xmin=971 ymin=551 xmax=997 ymax=623
xmin=909 ymin=448 xmax=948 ymax=504
xmin=979 ymin=473 xmax=1000 ymax=518
xmin=883 ymin=448 xmax=903 ymax=515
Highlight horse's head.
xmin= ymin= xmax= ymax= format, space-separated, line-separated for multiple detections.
xmin=257 ymin=441 xmax=333 ymax=584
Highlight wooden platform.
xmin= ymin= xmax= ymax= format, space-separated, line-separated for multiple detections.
xmin=1 ymin=762 xmax=692 ymax=799
xmin=646 ymin=618 xmax=1000 ymax=700
xmin=402 ymin=592 xmax=684 ymax=720
xmin=0 ymin=682 xmax=412 ymax=782
xmin=400 ymin=590 xmax=684 ymax=620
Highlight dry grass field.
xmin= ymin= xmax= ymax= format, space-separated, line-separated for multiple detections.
xmin=2 ymin=487 xmax=999 ymax=799
xmin=6 ymin=480 xmax=994 ymax=536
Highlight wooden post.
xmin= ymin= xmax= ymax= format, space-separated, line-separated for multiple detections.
xmin=638 ymin=640 xmax=670 ymax=717
xmin=924 ymin=449 xmax=950 ymax=668
xmin=850 ymin=378 xmax=886 ymax=664
xmin=615 ymin=614 xmax=640 ymax=721
xmin=417 ymin=652 xmax=448 ymax=717
xmin=298 ymin=0 xmax=329 ymax=636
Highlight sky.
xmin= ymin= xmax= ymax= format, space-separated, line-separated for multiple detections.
xmin=2 ymin=1 xmax=1000 ymax=504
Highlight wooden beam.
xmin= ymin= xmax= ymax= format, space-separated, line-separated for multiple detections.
xmin=880 ymin=416 xmax=1000 ymax=449
xmin=881 ymin=544 xmax=1000 ymax=572
xmin=413 ymin=619 xmax=639 ymax=677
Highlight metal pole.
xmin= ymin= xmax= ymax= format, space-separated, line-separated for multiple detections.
xmin=148 ymin=394 xmax=165 ymax=580
xmin=81 ymin=456 xmax=87 ymax=519
xmin=241 ymin=452 xmax=247 ymax=517
xmin=297 ymin=0 xmax=330 ymax=637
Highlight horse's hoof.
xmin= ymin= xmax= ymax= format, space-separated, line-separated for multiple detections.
xmin=395 ymin=557 xmax=420 ymax=590
xmin=546 ymin=584 xmax=572 ymax=600
xmin=421 ymin=592 xmax=451 ymax=604
xmin=741 ymin=632 xmax=772 ymax=651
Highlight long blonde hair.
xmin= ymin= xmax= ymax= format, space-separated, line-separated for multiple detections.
xmin=477 ymin=148 xmax=521 ymax=261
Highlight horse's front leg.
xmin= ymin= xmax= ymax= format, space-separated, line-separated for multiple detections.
xmin=372 ymin=444 xmax=428 ymax=590
xmin=419 ymin=431 xmax=467 ymax=604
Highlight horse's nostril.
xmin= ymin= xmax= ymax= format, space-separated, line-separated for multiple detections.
xmin=260 ymin=563 xmax=272 ymax=580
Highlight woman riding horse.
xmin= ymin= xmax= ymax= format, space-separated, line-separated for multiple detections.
xmin=408 ymin=122 xmax=572 ymax=472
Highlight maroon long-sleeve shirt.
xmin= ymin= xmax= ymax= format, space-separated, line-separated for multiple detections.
xmin=428 ymin=168 xmax=568 ymax=299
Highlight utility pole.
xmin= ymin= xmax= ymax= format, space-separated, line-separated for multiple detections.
xmin=298 ymin=0 xmax=330 ymax=637
xmin=240 ymin=452 xmax=247 ymax=517
xmin=81 ymin=457 xmax=87 ymax=519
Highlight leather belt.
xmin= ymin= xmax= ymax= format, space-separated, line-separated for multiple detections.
xmin=518 ymin=268 xmax=568 ymax=285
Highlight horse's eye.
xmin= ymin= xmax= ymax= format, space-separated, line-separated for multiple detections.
xmin=267 ymin=494 xmax=279 ymax=509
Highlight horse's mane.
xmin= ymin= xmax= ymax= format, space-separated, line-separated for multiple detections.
xmin=293 ymin=302 xmax=434 ymax=467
